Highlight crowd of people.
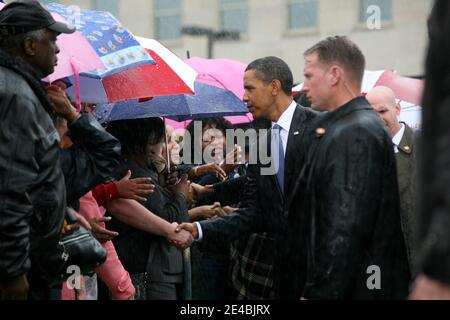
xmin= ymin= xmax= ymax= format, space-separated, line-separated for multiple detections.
xmin=0 ymin=0 xmax=449 ymax=300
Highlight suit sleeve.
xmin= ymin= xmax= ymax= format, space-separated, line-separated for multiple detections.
xmin=200 ymin=163 xmax=265 ymax=247
xmin=196 ymin=175 xmax=247 ymax=206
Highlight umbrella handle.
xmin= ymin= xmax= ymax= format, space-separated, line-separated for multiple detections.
xmin=164 ymin=117 xmax=171 ymax=174
xmin=70 ymin=57 xmax=82 ymax=111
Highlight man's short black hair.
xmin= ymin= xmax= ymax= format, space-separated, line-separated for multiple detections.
xmin=245 ymin=56 xmax=293 ymax=96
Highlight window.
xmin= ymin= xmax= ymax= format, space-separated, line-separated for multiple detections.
xmin=288 ymin=0 xmax=319 ymax=30
xmin=39 ymin=0 xmax=57 ymax=5
xmin=359 ymin=0 xmax=392 ymax=23
xmin=220 ymin=0 xmax=248 ymax=34
xmin=93 ymin=0 xmax=119 ymax=17
xmin=154 ymin=0 xmax=182 ymax=40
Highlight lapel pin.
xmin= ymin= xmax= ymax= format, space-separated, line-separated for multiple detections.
xmin=293 ymin=131 xmax=300 ymax=136
xmin=404 ymin=145 xmax=410 ymax=151
xmin=315 ymin=127 xmax=326 ymax=135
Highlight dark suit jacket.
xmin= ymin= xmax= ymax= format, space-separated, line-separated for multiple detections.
xmin=200 ymin=104 xmax=318 ymax=299
xmin=396 ymin=123 xmax=419 ymax=275
xmin=418 ymin=2 xmax=450 ymax=284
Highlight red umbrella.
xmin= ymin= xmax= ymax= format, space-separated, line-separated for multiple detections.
xmin=65 ymin=40 xmax=197 ymax=103
xmin=100 ymin=47 xmax=196 ymax=102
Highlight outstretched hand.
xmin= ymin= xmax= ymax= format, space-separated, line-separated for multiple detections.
xmin=115 ymin=170 xmax=155 ymax=202
xmin=62 ymin=209 xmax=91 ymax=235
xmin=89 ymin=216 xmax=119 ymax=243
xmin=220 ymin=145 xmax=242 ymax=175
xmin=175 ymin=222 xmax=199 ymax=240
xmin=167 ymin=222 xmax=194 ymax=250
xmin=191 ymin=183 xmax=214 ymax=197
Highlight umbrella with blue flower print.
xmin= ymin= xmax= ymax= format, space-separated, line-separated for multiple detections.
xmin=46 ymin=3 xmax=163 ymax=104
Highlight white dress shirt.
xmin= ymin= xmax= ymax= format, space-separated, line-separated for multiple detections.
xmin=271 ymin=100 xmax=297 ymax=156
xmin=392 ymin=123 xmax=405 ymax=154
xmin=195 ymin=100 xmax=297 ymax=240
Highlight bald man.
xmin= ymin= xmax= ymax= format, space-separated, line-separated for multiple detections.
xmin=366 ymin=86 xmax=418 ymax=278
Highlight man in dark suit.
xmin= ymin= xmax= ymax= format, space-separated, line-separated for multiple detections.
xmin=177 ymin=56 xmax=318 ymax=299
xmin=291 ymin=36 xmax=410 ymax=299
xmin=366 ymin=86 xmax=419 ymax=276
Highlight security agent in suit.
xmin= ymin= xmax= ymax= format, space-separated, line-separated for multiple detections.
xmin=366 ymin=86 xmax=419 ymax=276
xmin=176 ymin=56 xmax=318 ymax=299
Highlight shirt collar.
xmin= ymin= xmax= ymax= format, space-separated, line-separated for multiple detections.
xmin=272 ymin=100 xmax=297 ymax=132
xmin=392 ymin=123 xmax=405 ymax=147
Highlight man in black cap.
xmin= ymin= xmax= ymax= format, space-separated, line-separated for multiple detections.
xmin=0 ymin=0 xmax=76 ymax=299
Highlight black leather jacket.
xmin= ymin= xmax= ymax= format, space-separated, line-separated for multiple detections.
xmin=418 ymin=2 xmax=450 ymax=285
xmin=0 ymin=49 xmax=122 ymax=282
xmin=291 ymin=97 xmax=410 ymax=299
xmin=61 ymin=113 xmax=122 ymax=208
xmin=0 ymin=50 xmax=66 ymax=281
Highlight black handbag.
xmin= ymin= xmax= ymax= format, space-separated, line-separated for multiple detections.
xmin=33 ymin=225 xmax=107 ymax=286
xmin=58 ymin=225 xmax=108 ymax=274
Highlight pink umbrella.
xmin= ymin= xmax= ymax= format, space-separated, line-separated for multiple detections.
xmin=185 ymin=57 xmax=246 ymax=99
xmin=293 ymin=69 xmax=423 ymax=129
xmin=44 ymin=13 xmax=104 ymax=84
xmin=375 ymin=70 xmax=424 ymax=106
xmin=185 ymin=57 xmax=253 ymax=125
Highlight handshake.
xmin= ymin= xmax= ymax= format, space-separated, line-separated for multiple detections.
xmin=167 ymin=222 xmax=199 ymax=250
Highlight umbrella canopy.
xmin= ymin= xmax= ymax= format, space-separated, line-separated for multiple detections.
xmin=136 ymin=36 xmax=197 ymax=94
xmin=163 ymin=114 xmax=254 ymax=130
xmin=293 ymin=69 xmax=423 ymax=129
xmin=185 ymin=57 xmax=247 ymax=99
xmin=185 ymin=57 xmax=253 ymax=125
xmin=46 ymin=3 xmax=160 ymax=104
xmin=95 ymin=82 xmax=248 ymax=124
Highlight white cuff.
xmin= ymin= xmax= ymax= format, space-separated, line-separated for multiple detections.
xmin=194 ymin=221 xmax=203 ymax=241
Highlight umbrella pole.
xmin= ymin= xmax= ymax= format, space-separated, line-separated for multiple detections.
xmin=163 ymin=117 xmax=171 ymax=174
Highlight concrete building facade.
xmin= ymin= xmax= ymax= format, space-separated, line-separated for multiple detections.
xmin=41 ymin=0 xmax=433 ymax=81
